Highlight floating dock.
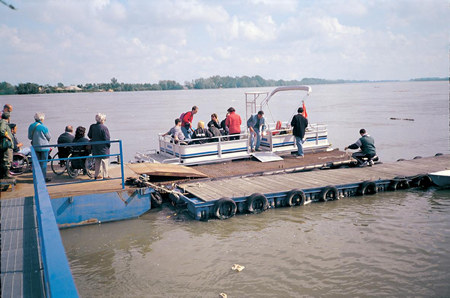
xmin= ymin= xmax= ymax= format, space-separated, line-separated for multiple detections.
xmin=171 ymin=154 xmax=450 ymax=220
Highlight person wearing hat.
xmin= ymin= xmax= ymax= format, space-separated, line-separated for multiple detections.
xmin=0 ymin=112 xmax=14 ymax=179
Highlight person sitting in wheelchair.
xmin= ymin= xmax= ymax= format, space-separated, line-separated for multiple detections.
xmin=71 ymin=126 xmax=91 ymax=175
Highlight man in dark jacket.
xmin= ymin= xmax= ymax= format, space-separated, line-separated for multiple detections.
xmin=290 ymin=107 xmax=309 ymax=158
xmin=345 ymin=128 xmax=376 ymax=166
xmin=57 ymin=125 xmax=74 ymax=161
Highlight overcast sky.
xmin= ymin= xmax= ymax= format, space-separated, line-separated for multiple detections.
xmin=1 ymin=0 xmax=448 ymax=85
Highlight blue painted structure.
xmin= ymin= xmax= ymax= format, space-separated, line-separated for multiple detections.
xmin=30 ymin=147 xmax=79 ymax=297
xmin=37 ymin=139 xmax=125 ymax=189
xmin=33 ymin=140 xmax=153 ymax=227
xmin=52 ymin=188 xmax=153 ymax=228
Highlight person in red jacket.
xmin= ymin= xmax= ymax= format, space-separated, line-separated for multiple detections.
xmin=181 ymin=106 xmax=198 ymax=139
xmin=225 ymin=107 xmax=242 ymax=140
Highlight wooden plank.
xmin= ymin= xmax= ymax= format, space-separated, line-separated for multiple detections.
xmin=179 ymin=155 xmax=450 ymax=201
xmin=127 ymin=163 xmax=207 ymax=178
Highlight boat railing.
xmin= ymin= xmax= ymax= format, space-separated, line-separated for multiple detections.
xmin=33 ymin=139 xmax=125 ymax=189
xmin=30 ymin=147 xmax=79 ymax=297
xmin=158 ymin=132 xmax=250 ymax=163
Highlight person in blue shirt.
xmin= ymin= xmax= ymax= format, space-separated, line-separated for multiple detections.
xmin=28 ymin=112 xmax=52 ymax=181
xmin=247 ymin=110 xmax=266 ymax=152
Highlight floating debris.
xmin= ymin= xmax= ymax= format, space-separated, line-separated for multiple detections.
xmin=390 ymin=117 xmax=414 ymax=121
xmin=219 ymin=293 xmax=227 ymax=298
xmin=231 ymin=264 xmax=245 ymax=272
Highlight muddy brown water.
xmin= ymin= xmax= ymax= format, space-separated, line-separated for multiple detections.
xmin=3 ymin=81 xmax=449 ymax=296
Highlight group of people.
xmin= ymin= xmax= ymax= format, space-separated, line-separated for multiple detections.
xmin=165 ymin=105 xmax=313 ymax=155
xmin=165 ymin=106 xmax=270 ymax=152
xmin=0 ymin=104 xmax=112 ymax=182
xmin=164 ymin=104 xmax=377 ymax=164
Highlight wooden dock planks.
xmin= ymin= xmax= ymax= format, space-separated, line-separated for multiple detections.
xmin=179 ymin=155 xmax=450 ymax=202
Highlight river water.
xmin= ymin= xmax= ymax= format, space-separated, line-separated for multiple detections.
xmin=3 ymin=81 xmax=450 ymax=296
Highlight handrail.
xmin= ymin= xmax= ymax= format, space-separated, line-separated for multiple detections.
xmin=30 ymin=147 xmax=79 ymax=297
xmin=33 ymin=139 xmax=125 ymax=189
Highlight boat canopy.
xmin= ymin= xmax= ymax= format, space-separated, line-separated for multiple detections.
xmin=245 ymin=85 xmax=312 ymax=121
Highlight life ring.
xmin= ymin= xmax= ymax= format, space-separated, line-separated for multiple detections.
xmin=357 ymin=181 xmax=377 ymax=196
xmin=319 ymin=186 xmax=339 ymax=202
xmin=388 ymin=177 xmax=410 ymax=191
xmin=284 ymin=189 xmax=306 ymax=207
xmin=411 ymin=175 xmax=433 ymax=189
xmin=214 ymin=197 xmax=237 ymax=220
xmin=150 ymin=191 xmax=163 ymax=207
xmin=247 ymin=193 xmax=269 ymax=214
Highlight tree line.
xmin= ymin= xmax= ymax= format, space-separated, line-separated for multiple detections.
xmin=0 ymin=75 xmax=447 ymax=95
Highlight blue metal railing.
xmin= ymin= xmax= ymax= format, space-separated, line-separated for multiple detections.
xmin=31 ymin=147 xmax=79 ymax=297
xmin=34 ymin=139 xmax=125 ymax=189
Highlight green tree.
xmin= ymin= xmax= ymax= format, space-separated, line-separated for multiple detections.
xmin=0 ymin=81 xmax=16 ymax=95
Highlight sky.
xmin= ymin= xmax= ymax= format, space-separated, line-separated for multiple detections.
xmin=0 ymin=0 xmax=448 ymax=85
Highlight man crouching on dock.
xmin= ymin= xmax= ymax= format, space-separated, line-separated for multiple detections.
xmin=345 ymin=128 xmax=377 ymax=166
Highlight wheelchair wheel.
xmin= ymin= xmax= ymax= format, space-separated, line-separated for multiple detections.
xmin=85 ymin=157 xmax=95 ymax=178
xmin=10 ymin=154 xmax=30 ymax=175
xmin=66 ymin=159 xmax=80 ymax=178
xmin=51 ymin=152 xmax=68 ymax=175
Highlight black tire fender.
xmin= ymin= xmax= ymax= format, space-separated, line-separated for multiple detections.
xmin=247 ymin=193 xmax=269 ymax=214
xmin=357 ymin=181 xmax=377 ymax=196
xmin=388 ymin=177 xmax=410 ymax=191
xmin=150 ymin=191 xmax=163 ymax=207
xmin=169 ymin=192 xmax=181 ymax=205
xmin=214 ymin=197 xmax=237 ymax=220
xmin=412 ymin=175 xmax=433 ymax=189
xmin=319 ymin=186 xmax=339 ymax=202
xmin=284 ymin=189 xmax=306 ymax=207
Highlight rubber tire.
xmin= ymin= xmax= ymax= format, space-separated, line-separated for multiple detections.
xmin=357 ymin=181 xmax=377 ymax=196
xmin=66 ymin=160 xmax=80 ymax=178
xmin=150 ymin=191 xmax=163 ymax=207
xmin=388 ymin=178 xmax=410 ymax=191
xmin=284 ymin=189 xmax=306 ymax=207
xmin=412 ymin=175 xmax=433 ymax=189
xmin=10 ymin=154 xmax=29 ymax=175
xmin=169 ymin=192 xmax=181 ymax=205
xmin=51 ymin=152 xmax=67 ymax=175
xmin=214 ymin=197 xmax=237 ymax=220
xmin=319 ymin=186 xmax=339 ymax=202
xmin=247 ymin=193 xmax=269 ymax=214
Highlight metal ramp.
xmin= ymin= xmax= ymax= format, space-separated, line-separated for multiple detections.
xmin=251 ymin=151 xmax=284 ymax=162
xmin=1 ymin=197 xmax=45 ymax=298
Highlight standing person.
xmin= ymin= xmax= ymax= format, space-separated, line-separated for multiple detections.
xmin=57 ymin=125 xmax=74 ymax=164
xmin=225 ymin=107 xmax=242 ymax=140
xmin=345 ymin=128 xmax=377 ymax=166
xmin=247 ymin=110 xmax=266 ymax=152
xmin=28 ymin=112 xmax=52 ymax=182
xmin=291 ymin=107 xmax=309 ymax=158
xmin=88 ymin=113 xmax=111 ymax=180
xmin=0 ymin=112 xmax=13 ymax=179
xmin=181 ymin=106 xmax=198 ymax=139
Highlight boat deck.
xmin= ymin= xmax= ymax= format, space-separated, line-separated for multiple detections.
xmin=179 ymin=155 xmax=450 ymax=202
